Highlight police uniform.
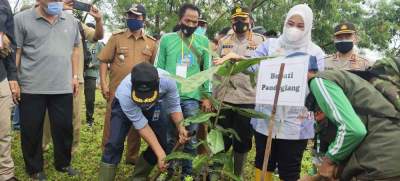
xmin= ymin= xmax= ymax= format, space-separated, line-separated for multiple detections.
xmin=324 ymin=23 xmax=370 ymax=71
xmin=324 ymin=53 xmax=370 ymax=70
xmin=213 ymin=5 xmax=266 ymax=178
xmin=98 ymin=6 xmax=157 ymax=164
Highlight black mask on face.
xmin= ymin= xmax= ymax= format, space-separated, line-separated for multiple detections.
xmin=335 ymin=40 xmax=354 ymax=54
xmin=233 ymin=21 xmax=249 ymax=34
xmin=180 ymin=24 xmax=197 ymax=37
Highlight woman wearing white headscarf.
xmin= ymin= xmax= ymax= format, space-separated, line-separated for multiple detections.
xmin=250 ymin=4 xmax=325 ymax=181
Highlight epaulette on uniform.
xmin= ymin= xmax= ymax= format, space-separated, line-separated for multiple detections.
xmin=253 ymin=32 xmax=266 ymax=41
xmin=323 ymin=54 xmax=336 ymax=60
xmin=145 ymin=34 xmax=156 ymax=41
xmin=220 ymin=34 xmax=233 ymax=44
xmin=357 ymin=55 xmax=370 ymax=62
xmin=112 ymin=29 xmax=126 ymax=35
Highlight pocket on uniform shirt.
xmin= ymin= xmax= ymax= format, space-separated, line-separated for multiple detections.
xmin=142 ymin=48 xmax=153 ymax=62
xmin=115 ymin=47 xmax=128 ymax=66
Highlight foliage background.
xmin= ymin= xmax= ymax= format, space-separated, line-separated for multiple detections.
xmin=93 ymin=0 xmax=400 ymax=56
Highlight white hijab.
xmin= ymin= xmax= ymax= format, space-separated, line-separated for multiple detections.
xmin=278 ymin=4 xmax=313 ymax=50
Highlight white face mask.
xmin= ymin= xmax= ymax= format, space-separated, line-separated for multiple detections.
xmin=285 ymin=26 xmax=304 ymax=42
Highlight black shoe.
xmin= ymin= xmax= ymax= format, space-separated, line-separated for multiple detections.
xmin=57 ymin=166 xmax=79 ymax=176
xmin=30 ymin=172 xmax=47 ymax=181
xmin=87 ymin=118 xmax=94 ymax=127
xmin=6 ymin=177 xmax=19 ymax=181
xmin=125 ymin=159 xmax=136 ymax=166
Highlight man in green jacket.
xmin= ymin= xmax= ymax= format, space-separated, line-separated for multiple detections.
xmin=154 ymin=3 xmax=212 ymax=178
xmin=302 ymin=69 xmax=400 ymax=181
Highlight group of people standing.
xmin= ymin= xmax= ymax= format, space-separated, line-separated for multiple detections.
xmin=1 ymin=0 xmax=399 ymax=181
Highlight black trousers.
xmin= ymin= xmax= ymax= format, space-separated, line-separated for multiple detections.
xmin=84 ymin=76 xmax=96 ymax=123
xmin=218 ymin=103 xmax=254 ymax=153
xmin=254 ymin=131 xmax=307 ymax=181
xmin=19 ymin=93 xmax=73 ymax=174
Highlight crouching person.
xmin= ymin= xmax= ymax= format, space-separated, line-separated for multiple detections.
xmin=99 ymin=62 xmax=189 ymax=180
xmin=301 ymin=69 xmax=400 ymax=181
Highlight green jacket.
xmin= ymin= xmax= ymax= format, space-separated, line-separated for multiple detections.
xmin=309 ymin=70 xmax=400 ymax=180
xmin=154 ymin=32 xmax=212 ymax=101
xmin=84 ymin=41 xmax=104 ymax=78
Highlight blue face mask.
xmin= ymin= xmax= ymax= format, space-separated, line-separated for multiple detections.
xmin=195 ymin=27 xmax=207 ymax=35
xmin=127 ymin=19 xmax=144 ymax=31
xmin=44 ymin=2 xmax=63 ymax=16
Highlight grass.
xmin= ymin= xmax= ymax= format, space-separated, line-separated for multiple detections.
xmin=11 ymin=90 xmax=313 ymax=180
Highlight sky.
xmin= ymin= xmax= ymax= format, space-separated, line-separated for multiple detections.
xmin=8 ymin=0 xmax=382 ymax=61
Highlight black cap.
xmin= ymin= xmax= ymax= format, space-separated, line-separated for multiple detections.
xmin=126 ymin=4 xmax=146 ymax=16
xmin=198 ymin=17 xmax=207 ymax=24
xmin=231 ymin=5 xmax=250 ymax=18
xmin=334 ymin=22 xmax=356 ymax=35
xmin=131 ymin=63 xmax=159 ymax=105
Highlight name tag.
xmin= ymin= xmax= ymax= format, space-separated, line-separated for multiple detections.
xmin=176 ymin=64 xmax=188 ymax=78
xmin=176 ymin=54 xmax=192 ymax=78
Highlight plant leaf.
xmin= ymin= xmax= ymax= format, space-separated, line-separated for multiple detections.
xmin=211 ymin=152 xmax=230 ymax=165
xmin=207 ymin=129 xmax=225 ymax=154
xmin=192 ymin=155 xmax=209 ymax=175
xmin=219 ymin=170 xmax=241 ymax=181
xmin=167 ymin=65 xmax=222 ymax=94
xmin=231 ymin=107 xmax=269 ymax=120
xmin=216 ymin=56 xmax=276 ymax=76
xmin=165 ymin=151 xmax=194 ymax=161
xmin=183 ymin=112 xmax=217 ymax=126
xmin=215 ymin=126 xmax=241 ymax=142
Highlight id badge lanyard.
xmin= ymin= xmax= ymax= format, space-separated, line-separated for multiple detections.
xmin=176 ymin=34 xmax=194 ymax=78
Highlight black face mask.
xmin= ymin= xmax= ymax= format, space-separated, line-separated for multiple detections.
xmin=233 ymin=21 xmax=249 ymax=34
xmin=335 ymin=40 xmax=354 ymax=54
xmin=180 ymin=24 xmax=197 ymax=37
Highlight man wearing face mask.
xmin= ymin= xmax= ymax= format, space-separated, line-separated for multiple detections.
xmin=41 ymin=0 xmax=104 ymax=154
xmin=213 ymin=5 xmax=265 ymax=178
xmin=99 ymin=63 xmax=188 ymax=180
xmin=195 ymin=18 xmax=208 ymax=36
xmin=154 ymin=3 xmax=212 ymax=179
xmin=14 ymin=0 xmax=81 ymax=179
xmin=324 ymin=23 xmax=370 ymax=71
xmin=98 ymin=3 xmax=157 ymax=166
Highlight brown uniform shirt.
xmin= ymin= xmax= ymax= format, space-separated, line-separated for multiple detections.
xmin=214 ymin=32 xmax=265 ymax=104
xmin=324 ymin=53 xmax=370 ymax=71
xmin=97 ymin=29 xmax=157 ymax=93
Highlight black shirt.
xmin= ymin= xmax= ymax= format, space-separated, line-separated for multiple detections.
xmin=0 ymin=0 xmax=17 ymax=81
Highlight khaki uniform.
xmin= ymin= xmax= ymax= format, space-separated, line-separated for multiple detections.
xmin=0 ymin=80 xmax=14 ymax=180
xmin=98 ymin=29 xmax=157 ymax=163
xmin=214 ymin=32 xmax=265 ymax=104
xmin=43 ymin=23 xmax=96 ymax=153
xmin=324 ymin=53 xmax=370 ymax=71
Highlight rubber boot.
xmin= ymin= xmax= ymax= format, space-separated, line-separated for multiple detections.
xmin=98 ymin=162 xmax=117 ymax=181
xmin=254 ymin=168 xmax=273 ymax=181
xmin=131 ymin=155 xmax=154 ymax=181
xmin=233 ymin=152 xmax=248 ymax=177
